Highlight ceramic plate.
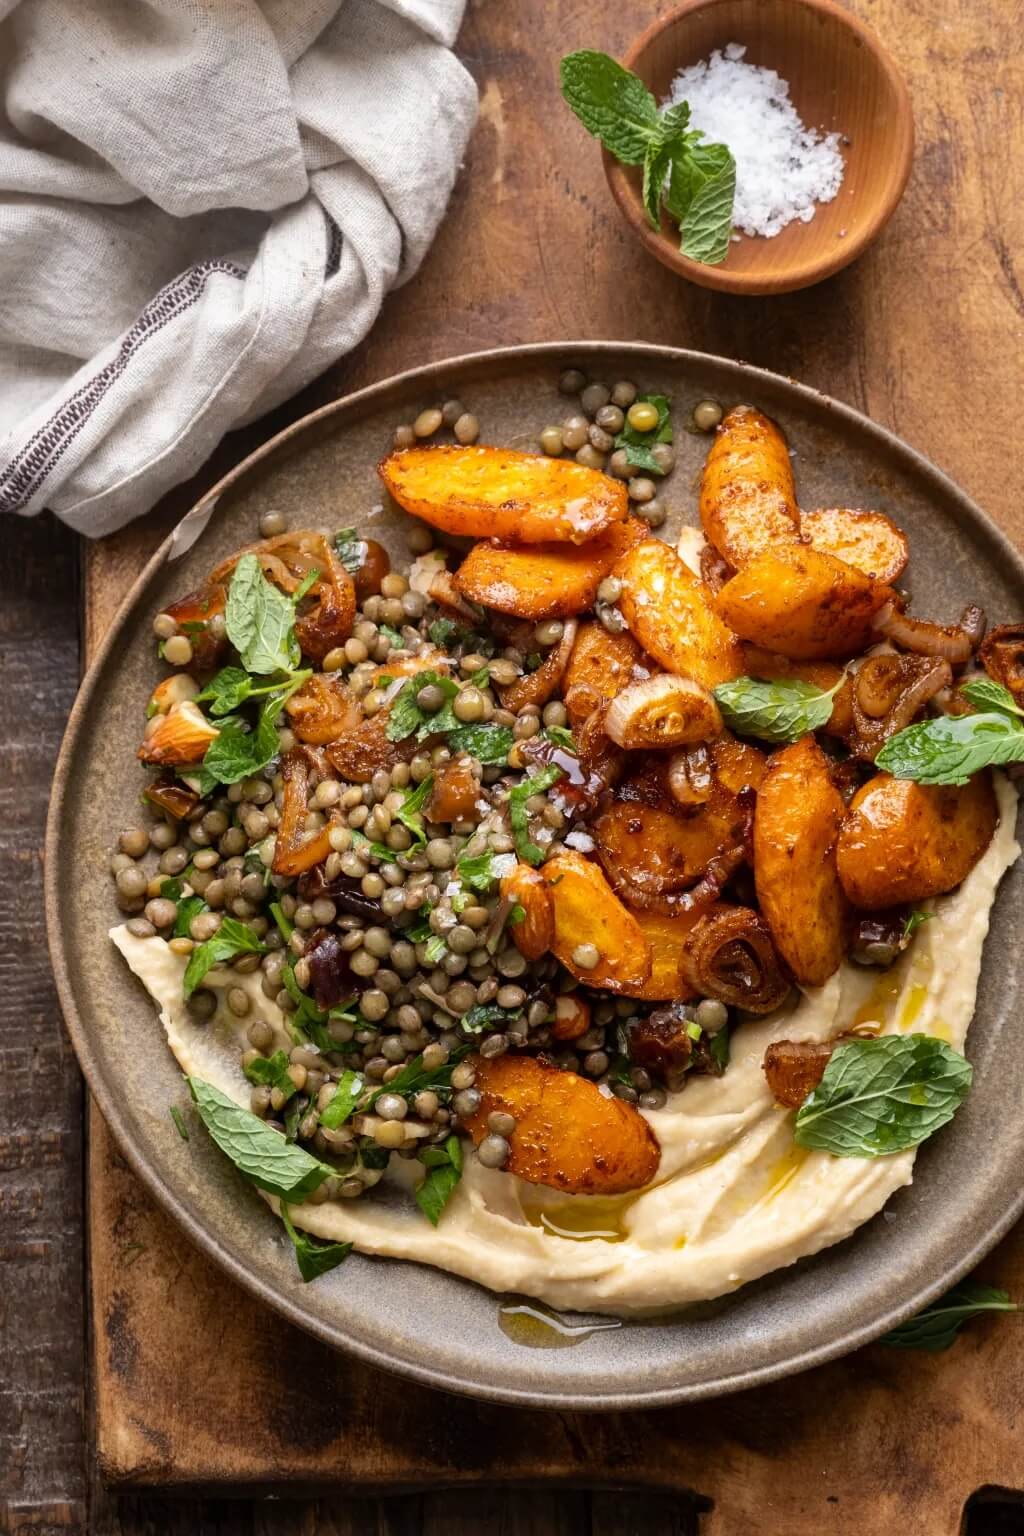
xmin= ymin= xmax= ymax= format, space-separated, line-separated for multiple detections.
xmin=47 ymin=343 xmax=1024 ymax=1409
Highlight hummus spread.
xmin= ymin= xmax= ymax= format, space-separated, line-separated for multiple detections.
xmin=110 ymin=774 xmax=1019 ymax=1316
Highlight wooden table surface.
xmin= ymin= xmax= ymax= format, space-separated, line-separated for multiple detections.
xmin=6 ymin=0 xmax=1024 ymax=1531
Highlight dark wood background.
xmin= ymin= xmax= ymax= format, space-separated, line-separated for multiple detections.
xmin=5 ymin=0 xmax=1024 ymax=1530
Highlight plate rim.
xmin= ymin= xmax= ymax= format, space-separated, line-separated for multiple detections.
xmin=46 ymin=340 xmax=1024 ymax=1410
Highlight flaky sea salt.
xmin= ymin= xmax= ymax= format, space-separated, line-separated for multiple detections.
xmin=664 ymin=43 xmax=844 ymax=239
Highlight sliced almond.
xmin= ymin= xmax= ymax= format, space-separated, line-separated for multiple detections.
xmin=604 ymin=675 xmax=722 ymax=750
xmin=138 ymin=700 xmax=219 ymax=765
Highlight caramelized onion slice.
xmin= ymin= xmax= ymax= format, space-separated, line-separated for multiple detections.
xmin=272 ymin=748 xmax=333 ymax=877
xmin=979 ymin=623 xmax=1024 ymax=703
xmin=840 ymin=653 xmax=953 ymax=760
xmin=873 ymin=600 xmax=985 ymax=664
xmin=681 ymin=904 xmax=790 ymax=1015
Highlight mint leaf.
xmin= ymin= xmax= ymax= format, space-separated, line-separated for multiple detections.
xmin=713 ymin=675 xmax=840 ymax=744
xmin=243 ymin=1049 xmax=297 ymax=1104
xmin=198 ymin=666 xmax=255 ymax=716
xmin=794 ymin=1035 xmax=972 ymax=1158
xmin=187 ymin=1077 xmax=331 ymax=1201
xmin=508 ymin=763 xmax=564 ymax=866
xmin=225 ymin=553 xmax=301 ymax=675
xmin=880 ymin=1283 xmax=1019 ymax=1352
xmin=280 ymin=1203 xmax=353 ymax=1282
xmin=446 ymin=722 xmax=514 ymax=764
xmin=319 ymin=1069 xmax=365 ymax=1130
xmin=960 ymin=677 xmax=1024 ymax=718
xmin=415 ymin=1134 xmax=464 ymax=1225
xmin=679 ymin=152 xmax=736 ymax=265
xmin=560 ymin=50 xmax=658 ymax=165
xmin=875 ymin=711 xmax=1024 ymax=785
xmin=183 ymin=916 xmax=266 ymax=998
xmin=642 ymin=139 xmax=674 ymax=228
xmin=665 ymin=136 xmax=733 ymax=223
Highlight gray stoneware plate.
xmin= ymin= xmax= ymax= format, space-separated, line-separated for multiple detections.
xmin=47 ymin=343 xmax=1024 ymax=1411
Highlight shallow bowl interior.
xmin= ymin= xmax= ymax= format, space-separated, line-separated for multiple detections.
xmin=604 ymin=0 xmax=914 ymax=294
xmin=48 ymin=343 xmax=1023 ymax=1410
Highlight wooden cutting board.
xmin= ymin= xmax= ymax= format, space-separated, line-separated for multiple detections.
xmin=84 ymin=0 xmax=1024 ymax=1525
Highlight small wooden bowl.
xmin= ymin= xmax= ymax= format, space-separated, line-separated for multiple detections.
xmin=604 ymin=0 xmax=914 ymax=295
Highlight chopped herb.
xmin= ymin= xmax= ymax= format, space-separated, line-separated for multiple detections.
xmin=379 ymin=624 xmax=404 ymax=646
xmin=446 ymin=722 xmax=514 ymax=764
xmin=280 ymin=1203 xmax=353 ymax=1282
xmin=319 ymin=1069 xmax=365 ymax=1130
xmin=269 ymin=901 xmax=294 ymax=941
xmin=365 ymin=1046 xmax=468 ymax=1110
xmin=903 ymin=909 xmax=934 ymax=941
xmin=456 ymin=850 xmax=502 ymax=892
xmin=187 ymin=1077 xmax=332 ymax=1201
xmin=508 ymin=763 xmax=564 ymax=866
xmin=542 ymin=725 xmax=577 ymax=751
xmin=462 ymin=1003 xmax=523 ymax=1034
xmin=243 ymin=1049 xmax=298 ymax=1104
xmin=198 ymin=664 xmax=311 ymax=718
xmin=686 ymin=1020 xmax=702 ymax=1042
xmin=423 ymin=933 xmax=448 ymax=965
xmin=880 ymin=1283 xmax=1020 ymax=1352
xmin=358 ymin=1137 xmax=391 ymax=1171
xmin=613 ymin=392 xmax=673 ymax=475
xmin=709 ymin=1023 xmax=731 ymax=1073
xmin=333 ymin=527 xmax=364 ymax=575
xmin=183 ymin=916 xmax=266 ymax=998
xmin=169 ymin=1105 xmax=189 ymax=1141
xmin=351 ymin=829 xmax=400 ymax=864
xmin=280 ymin=961 xmax=347 ymax=1053
xmin=794 ymin=1035 xmax=973 ymax=1158
xmin=283 ymin=1094 xmax=307 ymax=1143
xmin=508 ymin=903 xmax=526 ymax=927
xmin=395 ymin=775 xmax=434 ymax=846
xmin=415 ymin=1134 xmax=464 ymax=1226
xmin=386 ymin=670 xmax=460 ymax=742
xmin=428 ymin=616 xmax=458 ymax=648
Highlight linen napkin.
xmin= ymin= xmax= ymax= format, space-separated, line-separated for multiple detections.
xmin=0 ymin=0 xmax=477 ymax=536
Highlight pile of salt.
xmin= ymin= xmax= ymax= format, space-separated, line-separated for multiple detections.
xmin=664 ymin=43 xmax=845 ymax=240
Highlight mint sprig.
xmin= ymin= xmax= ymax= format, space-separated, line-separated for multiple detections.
xmin=880 ymin=1282 xmax=1020 ymax=1352
xmin=560 ymin=50 xmax=736 ymax=267
xmin=875 ymin=711 xmax=1024 ymax=786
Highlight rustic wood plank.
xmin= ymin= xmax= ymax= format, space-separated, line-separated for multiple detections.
xmin=75 ymin=0 xmax=1024 ymax=1528
xmin=0 ymin=516 xmax=85 ymax=1536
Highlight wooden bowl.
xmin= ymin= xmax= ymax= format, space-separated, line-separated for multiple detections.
xmin=604 ymin=0 xmax=914 ymax=295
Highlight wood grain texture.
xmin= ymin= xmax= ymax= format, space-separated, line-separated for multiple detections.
xmin=69 ymin=0 xmax=1024 ymax=1529
xmin=0 ymin=518 xmax=85 ymax=1533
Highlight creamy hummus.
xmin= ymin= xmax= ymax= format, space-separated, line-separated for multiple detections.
xmin=110 ymin=776 xmax=1019 ymax=1316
